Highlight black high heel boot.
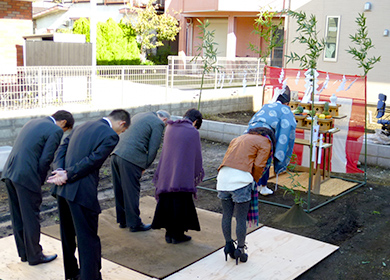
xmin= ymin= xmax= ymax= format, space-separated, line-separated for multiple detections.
xmin=224 ymin=240 xmax=236 ymax=261
xmin=234 ymin=246 xmax=248 ymax=265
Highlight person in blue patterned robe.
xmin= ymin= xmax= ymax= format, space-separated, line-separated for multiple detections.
xmin=245 ymin=86 xmax=296 ymax=195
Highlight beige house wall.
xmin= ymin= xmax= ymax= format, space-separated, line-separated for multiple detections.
xmin=0 ymin=19 xmax=33 ymax=74
xmin=286 ymin=0 xmax=390 ymax=105
xmin=0 ymin=0 xmax=34 ymax=74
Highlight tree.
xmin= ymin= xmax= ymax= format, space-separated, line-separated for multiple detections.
xmin=191 ymin=19 xmax=220 ymax=110
xmin=249 ymin=9 xmax=285 ymax=104
xmin=124 ymin=0 xmax=180 ymax=62
xmin=249 ymin=9 xmax=284 ymax=66
xmin=96 ymin=19 xmax=140 ymax=64
xmin=347 ymin=13 xmax=381 ymax=184
xmin=72 ymin=18 xmax=140 ymax=65
xmin=278 ymin=10 xmax=326 ymax=226
xmin=73 ymin=17 xmax=90 ymax=42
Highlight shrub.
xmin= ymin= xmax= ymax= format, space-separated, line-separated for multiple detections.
xmin=148 ymin=45 xmax=177 ymax=65
xmin=73 ymin=17 xmax=141 ymax=65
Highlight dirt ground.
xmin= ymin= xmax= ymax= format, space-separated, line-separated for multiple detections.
xmin=1 ymin=111 xmax=390 ymax=279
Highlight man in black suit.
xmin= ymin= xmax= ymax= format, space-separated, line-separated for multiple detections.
xmin=48 ymin=109 xmax=130 ymax=280
xmin=1 ymin=110 xmax=74 ymax=265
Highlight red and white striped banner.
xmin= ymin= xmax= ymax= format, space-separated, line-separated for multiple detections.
xmin=264 ymin=66 xmax=365 ymax=173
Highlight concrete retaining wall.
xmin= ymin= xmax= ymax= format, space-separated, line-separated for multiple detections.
xmin=358 ymin=142 xmax=390 ymax=168
xmin=0 ymin=97 xmax=253 ymax=146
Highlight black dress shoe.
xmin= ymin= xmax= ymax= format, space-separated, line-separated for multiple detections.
xmin=130 ymin=223 xmax=152 ymax=232
xmin=21 ymin=257 xmax=27 ymax=262
xmin=171 ymin=234 xmax=191 ymax=244
xmin=119 ymin=223 xmax=127 ymax=228
xmin=29 ymin=254 xmax=57 ymax=266
xmin=165 ymin=233 xmax=172 ymax=244
xmin=66 ymin=269 xmax=80 ymax=280
xmin=67 ymin=274 xmax=80 ymax=280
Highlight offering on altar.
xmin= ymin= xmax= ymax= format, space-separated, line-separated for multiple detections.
xmin=306 ymin=117 xmax=334 ymax=131
xmin=292 ymin=101 xmax=337 ymax=130
xmin=292 ymin=105 xmax=304 ymax=115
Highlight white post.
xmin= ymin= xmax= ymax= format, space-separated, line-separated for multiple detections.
xmin=226 ymin=15 xmax=236 ymax=58
xmin=90 ymin=0 xmax=97 ymax=68
xmin=256 ymin=58 xmax=261 ymax=87
xmin=165 ymin=65 xmax=169 ymax=102
xmin=121 ymin=66 xmax=125 ymax=106
xmin=214 ymin=68 xmax=218 ymax=89
xmin=38 ymin=67 xmax=42 ymax=108
xmin=170 ymin=56 xmax=174 ymax=91
xmin=90 ymin=0 xmax=97 ymax=102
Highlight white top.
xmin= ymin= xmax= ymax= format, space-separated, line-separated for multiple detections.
xmin=216 ymin=166 xmax=254 ymax=191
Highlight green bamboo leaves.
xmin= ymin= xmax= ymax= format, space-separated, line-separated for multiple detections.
xmin=250 ymin=10 xmax=284 ymax=65
xmin=285 ymin=10 xmax=325 ymax=70
xmin=347 ymin=13 xmax=381 ymax=76
xmin=192 ymin=19 xmax=220 ymax=110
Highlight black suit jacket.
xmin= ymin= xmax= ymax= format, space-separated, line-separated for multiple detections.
xmin=1 ymin=117 xmax=64 ymax=192
xmin=53 ymin=119 xmax=119 ymax=213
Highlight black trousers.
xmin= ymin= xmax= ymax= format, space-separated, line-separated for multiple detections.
xmin=111 ymin=155 xmax=143 ymax=228
xmin=5 ymin=179 xmax=43 ymax=264
xmin=57 ymin=196 xmax=102 ymax=280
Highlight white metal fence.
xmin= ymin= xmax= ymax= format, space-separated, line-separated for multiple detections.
xmin=168 ymin=56 xmax=263 ymax=89
xmin=0 ymin=57 xmax=263 ymax=111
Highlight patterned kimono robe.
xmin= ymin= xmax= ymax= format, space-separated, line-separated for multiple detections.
xmin=246 ymin=101 xmax=296 ymax=174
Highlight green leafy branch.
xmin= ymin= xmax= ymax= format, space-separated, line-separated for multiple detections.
xmin=191 ymin=19 xmax=220 ymax=110
xmin=285 ymin=10 xmax=325 ymax=70
xmin=285 ymin=11 xmax=325 ymax=204
xmin=280 ymin=154 xmax=307 ymax=206
xmin=280 ymin=176 xmax=306 ymax=206
xmin=347 ymin=13 xmax=381 ymax=76
xmin=249 ymin=9 xmax=284 ymax=65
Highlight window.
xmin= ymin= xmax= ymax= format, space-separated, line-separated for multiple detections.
xmin=324 ymin=16 xmax=340 ymax=62
xmin=270 ymin=26 xmax=284 ymax=67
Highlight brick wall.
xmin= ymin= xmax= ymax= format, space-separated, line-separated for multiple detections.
xmin=0 ymin=1 xmax=33 ymax=72
xmin=0 ymin=0 xmax=32 ymax=19
xmin=16 ymin=45 xmax=23 ymax=66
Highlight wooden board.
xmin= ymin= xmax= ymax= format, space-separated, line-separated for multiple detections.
xmin=165 ymin=226 xmax=338 ymax=280
xmin=268 ymin=172 xmax=358 ymax=196
xmin=0 ymin=234 xmax=154 ymax=280
xmin=42 ymin=196 xmax=261 ymax=279
xmin=2 ymin=197 xmax=338 ymax=280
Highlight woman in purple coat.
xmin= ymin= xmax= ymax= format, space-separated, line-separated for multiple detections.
xmin=151 ymin=108 xmax=204 ymax=244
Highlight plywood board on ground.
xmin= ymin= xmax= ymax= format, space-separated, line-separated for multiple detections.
xmin=0 ymin=234 xmax=154 ymax=280
xmin=268 ymin=172 xmax=358 ymax=196
xmin=165 ymin=226 xmax=338 ymax=280
xmin=42 ymin=196 xmax=261 ymax=279
xmin=3 ymin=196 xmax=338 ymax=280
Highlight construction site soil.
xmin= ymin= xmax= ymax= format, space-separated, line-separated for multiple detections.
xmin=0 ymin=111 xmax=389 ymax=279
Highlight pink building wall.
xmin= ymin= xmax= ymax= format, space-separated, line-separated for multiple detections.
xmin=235 ymin=17 xmax=260 ymax=57
xmin=165 ymin=0 xmax=280 ymax=59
